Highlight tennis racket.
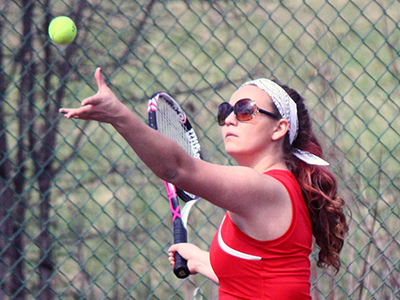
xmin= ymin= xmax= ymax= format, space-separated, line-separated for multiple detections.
xmin=148 ymin=92 xmax=202 ymax=279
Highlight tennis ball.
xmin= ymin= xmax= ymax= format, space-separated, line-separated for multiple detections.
xmin=48 ymin=16 xmax=77 ymax=45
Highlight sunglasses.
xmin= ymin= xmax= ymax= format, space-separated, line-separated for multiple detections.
xmin=217 ymin=98 xmax=281 ymax=126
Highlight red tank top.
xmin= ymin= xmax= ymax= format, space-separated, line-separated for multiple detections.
xmin=209 ymin=170 xmax=312 ymax=299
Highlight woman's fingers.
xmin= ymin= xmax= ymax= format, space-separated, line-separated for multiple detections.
xmin=94 ymin=67 xmax=106 ymax=92
xmin=80 ymin=94 xmax=101 ymax=107
xmin=59 ymin=105 xmax=93 ymax=119
xmin=168 ymin=251 xmax=176 ymax=267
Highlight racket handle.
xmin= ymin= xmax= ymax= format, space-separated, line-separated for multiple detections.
xmin=173 ymin=218 xmax=190 ymax=279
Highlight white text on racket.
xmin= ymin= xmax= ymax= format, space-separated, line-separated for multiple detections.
xmin=187 ymin=128 xmax=201 ymax=159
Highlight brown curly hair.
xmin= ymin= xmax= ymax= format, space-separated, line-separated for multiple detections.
xmin=276 ymin=82 xmax=349 ymax=274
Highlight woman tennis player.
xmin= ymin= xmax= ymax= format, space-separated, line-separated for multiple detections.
xmin=61 ymin=68 xmax=348 ymax=299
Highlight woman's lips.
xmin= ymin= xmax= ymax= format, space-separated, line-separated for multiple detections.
xmin=225 ymin=132 xmax=237 ymax=139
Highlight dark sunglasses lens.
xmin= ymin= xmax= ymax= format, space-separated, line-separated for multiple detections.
xmin=217 ymin=103 xmax=233 ymax=126
xmin=235 ymin=99 xmax=255 ymax=121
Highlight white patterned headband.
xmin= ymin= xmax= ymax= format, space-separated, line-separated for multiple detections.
xmin=241 ymin=79 xmax=329 ymax=166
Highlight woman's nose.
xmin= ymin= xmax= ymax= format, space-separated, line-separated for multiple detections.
xmin=223 ymin=110 xmax=237 ymax=126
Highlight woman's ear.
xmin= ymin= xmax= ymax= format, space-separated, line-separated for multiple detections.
xmin=272 ymin=118 xmax=289 ymax=141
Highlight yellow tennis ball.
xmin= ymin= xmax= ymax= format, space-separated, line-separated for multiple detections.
xmin=48 ymin=16 xmax=77 ymax=45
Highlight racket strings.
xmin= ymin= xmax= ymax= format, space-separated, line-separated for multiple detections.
xmin=157 ymin=101 xmax=192 ymax=156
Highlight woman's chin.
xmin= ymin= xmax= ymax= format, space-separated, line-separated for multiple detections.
xmin=225 ymin=147 xmax=243 ymax=159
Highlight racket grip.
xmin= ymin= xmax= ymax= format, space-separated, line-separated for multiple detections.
xmin=173 ymin=218 xmax=190 ymax=279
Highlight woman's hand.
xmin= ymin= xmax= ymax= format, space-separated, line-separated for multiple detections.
xmin=60 ymin=68 xmax=129 ymax=125
xmin=168 ymin=243 xmax=218 ymax=283
xmin=168 ymin=243 xmax=202 ymax=275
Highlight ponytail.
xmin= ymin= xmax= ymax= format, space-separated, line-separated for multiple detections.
xmin=278 ymin=82 xmax=349 ymax=274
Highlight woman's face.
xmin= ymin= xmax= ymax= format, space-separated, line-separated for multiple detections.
xmin=221 ymin=85 xmax=282 ymax=164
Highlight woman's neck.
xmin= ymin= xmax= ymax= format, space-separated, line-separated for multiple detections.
xmin=234 ymin=150 xmax=288 ymax=173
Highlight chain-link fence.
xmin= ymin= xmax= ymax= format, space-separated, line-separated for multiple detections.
xmin=1 ymin=0 xmax=399 ymax=299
